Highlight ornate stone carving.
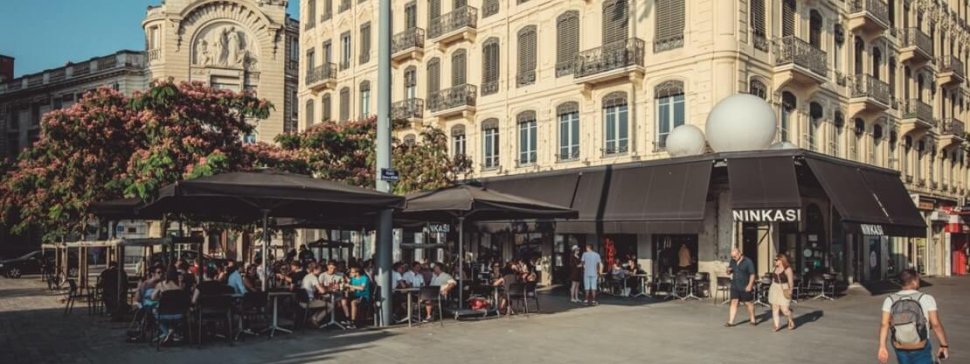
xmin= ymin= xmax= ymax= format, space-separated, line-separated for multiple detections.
xmin=192 ymin=24 xmax=260 ymax=70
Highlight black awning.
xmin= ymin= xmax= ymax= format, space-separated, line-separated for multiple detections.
xmin=728 ymin=156 xmax=801 ymax=209
xmin=482 ymin=172 xmax=579 ymax=209
xmin=556 ymin=169 xmax=606 ymax=234
xmin=859 ymin=169 xmax=927 ymax=237
xmin=600 ymin=160 xmax=712 ymax=234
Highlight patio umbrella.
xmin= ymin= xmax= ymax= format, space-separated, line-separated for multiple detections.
xmin=401 ymin=184 xmax=577 ymax=308
xmin=138 ymin=169 xmax=404 ymax=290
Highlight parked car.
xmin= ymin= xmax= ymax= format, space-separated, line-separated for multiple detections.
xmin=1 ymin=251 xmax=49 ymax=278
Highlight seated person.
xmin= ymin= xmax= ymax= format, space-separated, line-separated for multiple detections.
xmin=135 ymin=266 xmax=165 ymax=309
xmin=343 ymin=266 xmax=370 ymax=329
xmin=423 ymin=264 xmax=457 ymax=322
xmin=301 ymin=263 xmax=333 ymax=327
xmin=151 ymin=270 xmax=184 ymax=342
xmin=403 ymin=262 xmax=426 ymax=288
xmin=279 ymin=260 xmax=307 ymax=291
xmin=192 ymin=266 xmax=233 ymax=305
xmin=225 ymin=264 xmax=247 ymax=295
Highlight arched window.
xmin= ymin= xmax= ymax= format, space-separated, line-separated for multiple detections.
xmin=517 ymin=111 xmax=537 ymax=165
xmin=451 ymin=49 xmax=467 ymax=86
xmin=809 ymin=102 xmax=823 ymax=151
xmin=556 ymin=11 xmax=580 ymax=77
xmin=517 ymin=26 xmax=537 ymax=87
xmin=855 ymin=37 xmax=865 ymax=75
xmin=872 ymin=122 xmax=884 ymax=165
xmin=656 ymin=80 xmax=685 ymax=148
xmin=482 ymin=38 xmax=500 ymax=95
xmin=603 ymin=0 xmax=630 ymax=45
xmin=359 ymin=81 xmax=371 ymax=117
xmin=850 ymin=118 xmax=865 ymax=161
xmin=451 ymin=125 xmax=466 ymax=157
xmin=305 ymin=99 xmax=315 ymax=126
xmin=322 ymin=93 xmax=332 ymax=122
xmin=558 ymin=102 xmax=580 ymax=161
xmin=404 ymin=66 xmax=417 ymax=99
xmin=603 ymin=91 xmax=629 ymax=154
xmin=655 ymin=0 xmax=685 ymax=52
xmin=749 ymin=79 xmax=767 ymax=99
xmin=427 ymin=57 xmax=440 ymax=98
xmin=403 ymin=134 xmax=417 ymax=146
xmin=809 ymin=10 xmax=822 ymax=48
xmin=780 ymin=91 xmax=797 ymax=143
xmin=872 ymin=47 xmax=882 ymax=80
xmin=482 ymin=118 xmax=500 ymax=169
xmin=339 ymin=87 xmax=350 ymax=121
xmin=831 ymin=110 xmax=845 ymax=156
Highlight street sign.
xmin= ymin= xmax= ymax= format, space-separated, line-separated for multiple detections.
xmin=380 ymin=168 xmax=399 ymax=182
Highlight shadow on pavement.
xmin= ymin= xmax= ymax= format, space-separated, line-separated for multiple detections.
xmin=793 ymin=309 xmax=824 ymax=328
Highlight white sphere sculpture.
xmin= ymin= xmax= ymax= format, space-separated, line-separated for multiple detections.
xmin=665 ymin=124 xmax=706 ymax=157
xmin=705 ymin=94 xmax=777 ymax=152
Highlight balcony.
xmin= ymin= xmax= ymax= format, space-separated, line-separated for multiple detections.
xmin=937 ymin=55 xmax=965 ymax=86
xmin=428 ymin=6 xmax=477 ymax=48
xmin=391 ymin=98 xmax=425 ymax=122
xmin=573 ymin=38 xmax=645 ymax=86
xmin=772 ymin=36 xmax=827 ymax=86
xmin=848 ymin=0 xmax=890 ymax=34
xmin=305 ymin=63 xmax=337 ymax=91
xmin=148 ymin=49 xmax=161 ymax=63
xmin=391 ymin=28 xmax=425 ymax=65
xmin=900 ymin=28 xmax=934 ymax=64
xmin=848 ymin=74 xmax=891 ymax=115
xmin=899 ymin=99 xmax=936 ymax=132
xmin=940 ymin=118 xmax=966 ymax=145
xmin=428 ymin=84 xmax=477 ymax=118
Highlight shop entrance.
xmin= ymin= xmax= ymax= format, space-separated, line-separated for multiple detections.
xmin=553 ymin=234 xmax=585 ymax=284
xmin=652 ymin=234 xmax=697 ymax=275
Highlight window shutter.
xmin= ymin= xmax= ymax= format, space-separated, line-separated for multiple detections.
xmin=483 ymin=0 xmax=499 ymax=17
xmin=782 ymin=0 xmax=796 ymax=37
xmin=602 ymin=0 xmax=629 ymax=45
xmin=405 ymin=66 xmax=417 ymax=97
xmin=323 ymin=0 xmax=332 ymax=20
xmin=305 ymin=99 xmax=315 ymax=126
xmin=556 ymin=11 xmax=580 ymax=77
xmin=429 ymin=0 xmax=441 ymax=29
xmin=339 ymin=87 xmax=350 ymax=121
xmin=322 ymin=93 xmax=332 ymax=122
xmin=360 ymin=22 xmax=371 ymax=64
xmin=482 ymin=38 xmax=500 ymax=95
xmin=405 ymin=2 xmax=417 ymax=29
xmin=517 ymin=26 xmax=537 ymax=86
xmin=750 ymin=0 xmax=765 ymax=37
xmin=452 ymin=49 xmax=467 ymax=86
xmin=427 ymin=58 xmax=441 ymax=96
xmin=655 ymin=0 xmax=684 ymax=52
xmin=453 ymin=0 xmax=466 ymax=9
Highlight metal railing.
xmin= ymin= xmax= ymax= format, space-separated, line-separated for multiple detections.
xmin=391 ymin=98 xmax=425 ymax=120
xmin=305 ymin=63 xmax=337 ymax=86
xmin=851 ymin=74 xmax=891 ymax=105
xmin=287 ymin=60 xmax=298 ymax=71
xmin=481 ymin=81 xmax=498 ymax=96
xmin=654 ymin=34 xmax=684 ymax=53
xmin=942 ymin=55 xmax=965 ymax=78
xmin=942 ymin=118 xmax=965 ymax=136
xmin=392 ymin=28 xmax=425 ymax=55
xmin=428 ymin=84 xmax=477 ymax=113
xmin=555 ymin=60 xmax=574 ymax=77
xmin=428 ymin=6 xmax=478 ymax=40
xmin=574 ymin=38 xmax=645 ymax=79
xmin=851 ymin=0 xmax=890 ymax=26
xmin=516 ymin=70 xmax=536 ymax=87
xmin=902 ymin=99 xmax=934 ymax=125
xmin=148 ymin=49 xmax=161 ymax=62
xmin=902 ymin=27 xmax=934 ymax=58
xmin=753 ymin=33 xmax=769 ymax=52
xmin=773 ymin=36 xmax=827 ymax=77
xmin=72 ymin=62 xmax=91 ymax=76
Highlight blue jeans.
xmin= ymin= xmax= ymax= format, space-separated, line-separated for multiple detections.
xmin=895 ymin=344 xmax=933 ymax=364
xmin=156 ymin=313 xmax=183 ymax=338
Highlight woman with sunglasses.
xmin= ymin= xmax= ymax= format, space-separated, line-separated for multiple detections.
xmin=768 ymin=253 xmax=796 ymax=332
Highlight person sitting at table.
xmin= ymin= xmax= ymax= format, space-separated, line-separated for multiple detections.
xmin=422 ymin=264 xmax=456 ymax=323
xmin=279 ymin=260 xmax=307 ymax=291
xmin=135 ymin=265 xmax=164 ymax=309
xmin=226 ymin=264 xmax=247 ymax=295
xmin=403 ymin=261 xmax=426 ymax=288
xmin=242 ymin=264 xmax=260 ymax=292
xmin=343 ymin=266 xmax=370 ymax=329
xmin=300 ymin=262 xmax=333 ymax=328
xmin=176 ymin=261 xmax=196 ymax=293
xmin=151 ymin=270 xmax=185 ymax=343
xmin=192 ymin=266 xmax=233 ymax=305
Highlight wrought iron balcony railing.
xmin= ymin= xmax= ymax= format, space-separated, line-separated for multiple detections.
xmin=481 ymin=81 xmax=498 ymax=96
xmin=428 ymin=84 xmax=477 ymax=113
xmin=391 ymin=98 xmax=425 ymax=120
xmin=851 ymin=74 xmax=891 ymax=105
xmin=942 ymin=118 xmax=965 ymax=136
xmin=428 ymin=6 xmax=478 ymax=40
xmin=773 ymin=36 xmax=827 ymax=77
xmin=305 ymin=63 xmax=337 ymax=86
xmin=516 ymin=70 xmax=536 ymax=87
xmin=851 ymin=0 xmax=890 ymax=26
xmin=574 ymin=38 xmax=645 ymax=79
xmin=902 ymin=27 xmax=934 ymax=58
xmin=392 ymin=28 xmax=425 ymax=55
xmin=902 ymin=99 xmax=934 ymax=125
xmin=148 ymin=49 xmax=161 ymax=62
xmin=942 ymin=55 xmax=965 ymax=78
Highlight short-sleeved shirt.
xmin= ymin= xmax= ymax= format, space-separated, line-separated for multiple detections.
xmin=882 ymin=290 xmax=938 ymax=325
xmin=581 ymin=251 xmax=602 ymax=277
xmin=350 ymin=275 xmax=370 ymax=300
xmin=729 ymin=257 xmax=755 ymax=290
xmin=288 ymin=270 xmax=308 ymax=288
xmin=319 ymin=272 xmax=344 ymax=286
xmin=227 ymin=271 xmax=247 ymax=295
xmin=430 ymin=272 xmax=455 ymax=287
xmin=391 ymin=271 xmax=405 ymax=287
xmin=403 ymin=271 xmax=425 ymax=287
xmin=302 ymin=273 xmax=321 ymax=299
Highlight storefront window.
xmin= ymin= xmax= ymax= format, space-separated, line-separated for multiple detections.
xmin=652 ymin=234 xmax=696 ymax=275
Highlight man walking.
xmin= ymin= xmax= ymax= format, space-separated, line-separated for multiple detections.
xmin=878 ymin=268 xmax=950 ymax=364
xmin=726 ymin=247 xmax=757 ymax=326
xmin=580 ymin=245 xmax=603 ymax=306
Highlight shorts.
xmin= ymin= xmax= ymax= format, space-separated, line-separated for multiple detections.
xmin=730 ymin=286 xmax=754 ymax=302
xmin=583 ymin=275 xmax=598 ymax=291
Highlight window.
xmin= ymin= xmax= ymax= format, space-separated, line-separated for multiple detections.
xmin=452 ymin=125 xmax=466 ymax=157
xmin=749 ymin=79 xmax=767 ymax=99
xmin=308 ymin=0 xmax=317 ymax=26
xmin=452 ymin=49 xmax=467 ymax=86
xmin=558 ymin=102 xmax=580 ymax=161
xmin=483 ymin=0 xmax=499 ymax=18
xmin=360 ymin=81 xmax=371 ymax=117
xmin=323 ymin=0 xmax=332 ymax=20
xmin=404 ymin=66 xmax=417 ymax=99
xmin=482 ymin=38 xmax=500 ymax=95
xmin=889 ymin=58 xmax=897 ymax=99
xmin=339 ymin=87 xmax=350 ymax=121
xmin=359 ymin=22 xmax=371 ymax=65
xmin=854 ymin=37 xmax=864 ymax=75
xmin=809 ymin=10 xmax=822 ymax=48
xmin=340 ymin=32 xmax=351 ymax=70
xmin=831 ymin=111 xmax=844 ymax=156
xmin=750 ymin=0 xmax=767 ymax=50
xmin=323 ymin=40 xmax=332 ymax=63
xmin=655 ymin=0 xmax=685 ymax=52
xmin=872 ymin=123 xmax=883 ymax=165
xmin=782 ymin=0 xmax=796 ymax=37
xmin=305 ymin=99 xmax=315 ymax=126
xmin=405 ymin=2 xmax=417 ymax=29
xmin=655 ymin=81 xmax=685 ymax=149
xmin=306 ymin=48 xmax=316 ymax=73
xmin=873 ymin=47 xmax=882 ymax=80
xmin=808 ymin=102 xmax=823 ymax=151
xmin=454 ymin=0 xmax=466 ymax=8
xmin=603 ymin=92 xmax=629 ymax=155
xmin=428 ymin=0 xmax=441 ymax=29
xmin=780 ymin=92 xmax=796 ymax=143
xmin=556 ymin=11 xmax=580 ymax=77
xmin=517 ymin=111 xmax=537 ymax=165
xmin=403 ymin=134 xmax=417 ymax=146
xmin=602 ymin=0 xmax=629 ymax=45
xmin=290 ymin=89 xmax=298 ymax=119
xmin=427 ymin=58 xmax=441 ymax=97
xmin=243 ymin=132 xmax=257 ymax=144
xmin=482 ymin=119 xmax=500 ymax=169
xmin=322 ymin=93 xmax=332 ymax=122
xmin=517 ymin=26 xmax=537 ymax=87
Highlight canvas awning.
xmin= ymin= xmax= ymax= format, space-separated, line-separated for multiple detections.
xmin=599 ymin=160 xmax=713 ymax=234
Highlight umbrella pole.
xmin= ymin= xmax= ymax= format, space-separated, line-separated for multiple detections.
xmin=261 ymin=209 xmax=269 ymax=292
xmin=458 ymin=216 xmax=464 ymax=309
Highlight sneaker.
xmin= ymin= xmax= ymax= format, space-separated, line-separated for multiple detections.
xmin=421 ymin=317 xmax=431 ymax=323
xmin=583 ymin=300 xmax=590 ymax=306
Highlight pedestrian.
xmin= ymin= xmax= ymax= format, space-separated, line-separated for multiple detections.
xmin=877 ymin=268 xmax=950 ymax=364
xmin=580 ymin=245 xmax=602 ymax=306
xmin=768 ymin=253 xmax=795 ymax=332
xmin=725 ymin=247 xmax=757 ymax=327
xmin=569 ymin=245 xmax=582 ymax=303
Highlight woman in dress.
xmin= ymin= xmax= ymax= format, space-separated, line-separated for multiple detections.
xmin=768 ymin=253 xmax=796 ymax=332
xmin=569 ymin=245 xmax=582 ymax=303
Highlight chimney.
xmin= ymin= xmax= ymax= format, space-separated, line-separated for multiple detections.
xmin=0 ymin=55 xmax=13 ymax=83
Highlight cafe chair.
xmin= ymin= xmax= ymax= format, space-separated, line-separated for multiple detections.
xmin=714 ymin=276 xmax=731 ymax=304
xmin=524 ymin=281 xmax=540 ymax=313
xmin=672 ymin=272 xmax=690 ymax=300
xmin=693 ymin=272 xmax=710 ymax=299
xmin=236 ymin=292 xmax=268 ymax=341
xmin=418 ymin=287 xmax=444 ymax=326
xmin=196 ymin=294 xmax=234 ymax=347
xmin=370 ymin=288 xmax=384 ymax=327
xmin=155 ymin=290 xmax=191 ymax=351
xmin=505 ymin=283 xmax=527 ymax=317
xmin=87 ymin=276 xmax=104 ymax=316
xmin=63 ymin=279 xmax=81 ymax=316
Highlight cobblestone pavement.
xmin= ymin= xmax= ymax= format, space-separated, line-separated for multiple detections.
xmin=1 ymin=275 xmax=967 ymax=364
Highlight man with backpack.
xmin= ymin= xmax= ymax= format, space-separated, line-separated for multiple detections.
xmin=878 ymin=268 xmax=950 ymax=363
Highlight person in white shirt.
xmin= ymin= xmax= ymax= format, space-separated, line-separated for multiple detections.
xmin=391 ymin=262 xmax=407 ymax=289
xmin=580 ymin=245 xmax=603 ymax=305
xmin=877 ymin=269 xmax=950 ymax=363
xmin=300 ymin=263 xmax=332 ymax=327
xmin=423 ymin=264 xmax=456 ymax=322
xmin=402 ymin=262 xmax=426 ymax=288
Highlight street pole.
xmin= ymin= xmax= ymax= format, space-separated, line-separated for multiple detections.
xmin=375 ymin=0 xmax=393 ymax=327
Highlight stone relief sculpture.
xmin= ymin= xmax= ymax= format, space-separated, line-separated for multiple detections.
xmin=193 ymin=24 xmax=259 ymax=70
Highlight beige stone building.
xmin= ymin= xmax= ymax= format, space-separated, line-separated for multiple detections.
xmin=144 ymin=0 xmax=301 ymax=141
xmin=306 ymin=0 xmax=970 ymax=284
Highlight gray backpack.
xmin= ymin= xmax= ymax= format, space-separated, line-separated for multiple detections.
xmin=889 ymin=293 xmax=928 ymax=349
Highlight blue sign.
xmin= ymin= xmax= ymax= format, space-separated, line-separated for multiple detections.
xmin=380 ymin=168 xmax=400 ymax=182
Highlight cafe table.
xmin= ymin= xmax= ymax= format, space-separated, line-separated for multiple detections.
xmin=394 ymin=287 xmax=420 ymax=327
xmin=632 ymin=274 xmax=650 ymax=298
xmin=320 ymin=291 xmax=347 ymax=330
xmin=265 ymin=290 xmax=294 ymax=337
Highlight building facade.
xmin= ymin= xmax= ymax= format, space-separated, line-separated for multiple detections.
xmin=143 ymin=0 xmax=301 ymax=141
xmin=301 ymin=0 xmax=970 ymax=281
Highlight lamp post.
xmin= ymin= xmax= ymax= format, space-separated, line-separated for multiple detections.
xmin=375 ymin=0 xmax=393 ymax=326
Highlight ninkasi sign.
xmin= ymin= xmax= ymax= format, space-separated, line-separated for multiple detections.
xmin=732 ymin=209 xmax=801 ymax=223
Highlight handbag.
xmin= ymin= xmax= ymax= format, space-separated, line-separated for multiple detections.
xmin=781 ymin=282 xmax=792 ymax=300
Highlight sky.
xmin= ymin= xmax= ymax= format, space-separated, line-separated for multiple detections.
xmin=0 ymin=0 xmax=300 ymax=78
